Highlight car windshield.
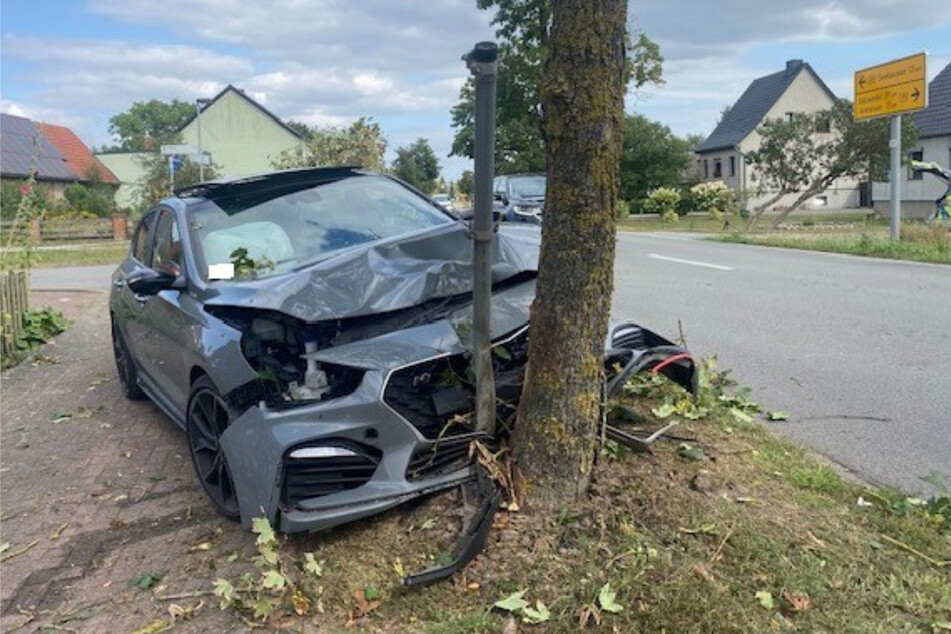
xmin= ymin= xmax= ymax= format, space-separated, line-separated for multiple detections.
xmin=509 ymin=176 xmax=546 ymax=198
xmin=187 ymin=174 xmax=452 ymax=281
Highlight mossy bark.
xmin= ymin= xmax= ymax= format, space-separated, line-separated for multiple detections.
xmin=512 ymin=0 xmax=626 ymax=509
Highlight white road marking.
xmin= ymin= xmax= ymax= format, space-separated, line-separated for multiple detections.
xmin=647 ymin=253 xmax=734 ymax=271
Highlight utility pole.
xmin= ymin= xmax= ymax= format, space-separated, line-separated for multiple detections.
xmin=196 ymin=98 xmax=211 ymax=182
xmin=464 ymin=42 xmax=498 ymax=436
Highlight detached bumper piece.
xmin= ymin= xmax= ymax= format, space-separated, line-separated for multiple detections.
xmin=604 ymin=323 xmax=699 ymax=451
xmin=402 ymin=467 xmax=501 ymax=588
xmin=604 ymin=323 xmax=697 ymax=398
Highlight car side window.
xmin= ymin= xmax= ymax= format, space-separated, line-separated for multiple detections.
xmin=132 ymin=211 xmax=157 ymax=264
xmin=152 ymin=209 xmax=183 ymax=277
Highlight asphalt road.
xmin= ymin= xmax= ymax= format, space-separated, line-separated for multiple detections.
xmin=29 ymin=236 xmax=950 ymax=494
xmin=611 ymin=232 xmax=950 ymax=495
xmin=30 ymin=265 xmax=115 ymax=291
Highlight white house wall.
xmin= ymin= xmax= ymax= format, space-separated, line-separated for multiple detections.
xmin=872 ymin=135 xmax=951 ymax=218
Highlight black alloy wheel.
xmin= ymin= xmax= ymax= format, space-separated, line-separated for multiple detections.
xmin=186 ymin=376 xmax=240 ymax=520
xmin=111 ymin=320 xmax=145 ymax=400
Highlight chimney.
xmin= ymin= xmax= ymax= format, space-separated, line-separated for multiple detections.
xmin=786 ymin=59 xmax=803 ymax=76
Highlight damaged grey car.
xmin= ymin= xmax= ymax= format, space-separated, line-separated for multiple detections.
xmin=110 ymin=167 xmax=696 ymax=541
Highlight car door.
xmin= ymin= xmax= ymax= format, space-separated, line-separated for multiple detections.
xmin=115 ymin=210 xmax=159 ymax=369
xmin=137 ymin=207 xmax=193 ymax=413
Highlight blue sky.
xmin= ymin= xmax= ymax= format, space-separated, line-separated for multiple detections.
xmin=2 ymin=0 xmax=950 ymax=179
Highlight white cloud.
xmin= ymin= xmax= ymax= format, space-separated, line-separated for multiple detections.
xmin=635 ymin=0 xmax=951 ymax=60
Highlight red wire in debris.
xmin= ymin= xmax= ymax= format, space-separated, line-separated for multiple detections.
xmin=650 ymin=353 xmax=693 ymax=374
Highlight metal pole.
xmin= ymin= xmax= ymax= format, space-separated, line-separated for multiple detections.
xmin=168 ymin=156 xmax=175 ymax=195
xmin=889 ymin=114 xmax=901 ymax=240
xmin=196 ymin=101 xmax=204 ymax=182
xmin=464 ymin=41 xmax=498 ymax=436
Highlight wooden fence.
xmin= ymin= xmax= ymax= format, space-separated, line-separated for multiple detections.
xmin=1 ymin=269 xmax=30 ymax=358
xmin=0 ymin=215 xmax=128 ymax=243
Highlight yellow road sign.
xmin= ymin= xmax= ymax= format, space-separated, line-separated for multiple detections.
xmin=854 ymin=53 xmax=927 ymax=120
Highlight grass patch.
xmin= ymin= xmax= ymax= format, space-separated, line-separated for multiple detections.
xmin=714 ymin=223 xmax=951 ymax=264
xmin=207 ymin=367 xmax=951 ymax=633
xmin=0 ymin=241 xmax=130 ymax=268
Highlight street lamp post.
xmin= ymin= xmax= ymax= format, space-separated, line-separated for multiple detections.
xmin=196 ymin=98 xmax=211 ymax=182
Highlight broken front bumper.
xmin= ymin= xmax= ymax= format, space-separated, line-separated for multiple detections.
xmin=218 ymin=320 xmax=696 ymax=534
xmin=219 ymin=370 xmax=476 ymax=533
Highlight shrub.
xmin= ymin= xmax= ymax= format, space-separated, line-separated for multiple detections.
xmin=62 ymin=184 xmax=114 ymax=218
xmin=690 ymin=181 xmax=738 ymax=221
xmin=643 ymin=187 xmax=681 ymax=223
xmin=615 ymin=199 xmax=631 ymax=219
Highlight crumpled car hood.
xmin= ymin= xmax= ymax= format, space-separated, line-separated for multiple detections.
xmin=202 ymin=223 xmax=540 ymax=323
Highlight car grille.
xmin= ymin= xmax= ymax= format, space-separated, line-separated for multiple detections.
xmin=406 ymin=436 xmax=475 ymax=481
xmin=281 ymin=443 xmax=381 ymax=507
xmin=383 ymin=327 xmax=530 ymax=440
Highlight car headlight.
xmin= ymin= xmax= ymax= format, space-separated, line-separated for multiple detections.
xmin=512 ymin=205 xmax=540 ymax=216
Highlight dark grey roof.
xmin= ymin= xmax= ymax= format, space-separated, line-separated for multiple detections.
xmin=695 ymin=60 xmax=838 ymax=154
xmin=0 ymin=113 xmax=77 ymax=181
xmin=177 ymin=85 xmax=304 ymax=140
xmin=913 ymin=62 xmax=951 ymax=139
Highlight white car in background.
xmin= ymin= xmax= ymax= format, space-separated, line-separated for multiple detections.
xmin=431 ymin=193 xmax=454 ymax=212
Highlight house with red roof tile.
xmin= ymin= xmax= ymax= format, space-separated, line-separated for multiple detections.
xmin=1 ymin=113 xmax=119 ymax=202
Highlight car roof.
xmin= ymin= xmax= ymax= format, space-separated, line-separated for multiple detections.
xmin=175 ymin=166 xmax=367 ymax=200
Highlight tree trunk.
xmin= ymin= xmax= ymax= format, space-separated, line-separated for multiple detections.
xmin=746 ymin=190 xmax=789 ymax=230
xmin=769 ymin=180 xmax=834 ymax=230
xmin=512 ymin=0 xmax=627 ymax=510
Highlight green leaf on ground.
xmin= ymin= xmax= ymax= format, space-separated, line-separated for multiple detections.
xmin=364 ymin=585 xmax=381 ymax=601
xmin=128 ymin=571 xmax=165 ymax=590
xmin=261 ymin=569 xmax=286 ymax=590
xmin=652 ymin=403 xmax=677 ymax=419
xmin=522 ymin=600 xmax=550 ymax=624
xmin=677 ymin=444 xmax=705 ymax=462
xmin=494 ymin=589 xmax=529 ymax=613
xmin=767 ymin=411 xmax=790 ymax=421
xmin=303 ymin=552 xmax=323 ymax=577
xmin=598 ymin=583 xmax=624 ymax=613
xmin=755 ymin=590 xmax=775 ymax=610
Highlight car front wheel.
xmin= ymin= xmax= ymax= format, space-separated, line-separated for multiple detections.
xmin=186 ymin=376 xmax=240 ymax=520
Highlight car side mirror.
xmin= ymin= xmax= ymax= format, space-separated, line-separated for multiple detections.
xmin=493 ymin=192 xmax=508 ymax=205
xmin=127 ymin=269 xmax=182 ymax=295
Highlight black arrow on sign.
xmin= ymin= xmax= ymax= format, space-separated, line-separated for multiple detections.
xmin=859 ymin=76 xmax=866 ymax=89
xmin=912 ymin=87 xmax=920 ymax=101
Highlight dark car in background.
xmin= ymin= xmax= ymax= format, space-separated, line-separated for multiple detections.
xmin=493 ymin=173 xmax=546 ymax=224
xmin=109 ymin=167 xmax=694 ymax=534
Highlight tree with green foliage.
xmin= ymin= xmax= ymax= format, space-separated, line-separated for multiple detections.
xmin=273 ymin=117 xmax=386 ymax=171
xmin=450 ymin=0 xmax=663 ymax=174
xmin=107 ymin=99 xmax=195 ymax=151
xmin=512 ymin=0 xmax=628 ymax=508
xmin=135 ymin=152 xmax=218 ymax=209
xmin=284 ymin=120 xmax=313 ymax=141
xmin=745 ymin=101 xmax=918 ymax=229
xmin=620 ymin=114 xmax=691 ymax=203
xmin=391 ymin=139 xmax=441 ymax=193
xmin=456 ymin=170 xmax=474 ymax=199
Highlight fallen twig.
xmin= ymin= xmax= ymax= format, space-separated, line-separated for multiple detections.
xmin=50 ymin=522 xmax=68 ymax=540
xmin=709 ymin=526 xmax=735 ymax=565
xmin=0 ymin=540 xmax=38 ymax=562
xmin=880 ymin=534 xmax=950 ymax=568
xmin=154 ymin=590 xmax=216 ymax=601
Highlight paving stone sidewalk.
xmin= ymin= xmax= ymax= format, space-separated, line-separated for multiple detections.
xmin=0 ymin=291 xmax=254 ymax=633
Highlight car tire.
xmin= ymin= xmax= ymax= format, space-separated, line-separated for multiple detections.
xmin=186 ymin=375 xmax=241 ymax=521
xmin=111 ymin=320 xmax=146 ymax=400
